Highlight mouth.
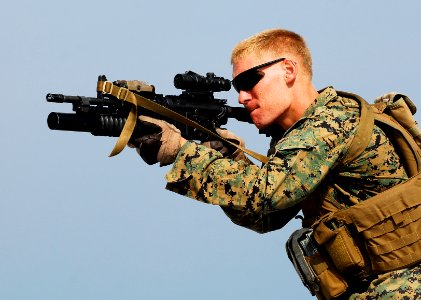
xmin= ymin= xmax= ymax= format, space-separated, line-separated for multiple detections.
xmin=248 ymin=109 xmax=259 ymax=125
xmin=247 ymin=108 xmax=265 ymax=129
xmin=248 ymin=106 xmax=259 ymax=117
xmin=244 ymin=104 xmax=257 ymax=113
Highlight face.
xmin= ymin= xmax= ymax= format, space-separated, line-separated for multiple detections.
xmin=232 ymin=53 xmax=293 ymax=129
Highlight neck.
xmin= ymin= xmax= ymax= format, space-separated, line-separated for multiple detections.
xmin=277 ymin=81 xmax=319 ymax=130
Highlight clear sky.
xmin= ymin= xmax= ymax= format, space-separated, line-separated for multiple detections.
xmin=1 ymin=1 xmax=421 ymax=299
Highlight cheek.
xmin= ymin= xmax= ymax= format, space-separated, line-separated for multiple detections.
xmin=258 ymin=89 xmax=278 ymax=110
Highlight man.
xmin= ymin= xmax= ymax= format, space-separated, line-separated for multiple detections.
xmin=132 ymin=29 xmax=421 ymax=298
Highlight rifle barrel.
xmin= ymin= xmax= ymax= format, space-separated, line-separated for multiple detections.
xmin=46 ymin=94 xmax=113 ymax=105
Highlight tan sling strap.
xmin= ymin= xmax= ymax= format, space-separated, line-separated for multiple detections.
xmin=96 ymin=80 xmax=269 ymax=164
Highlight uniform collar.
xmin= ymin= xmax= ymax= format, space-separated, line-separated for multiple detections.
xmin=302 ymin=86 xmax=338 ymax=119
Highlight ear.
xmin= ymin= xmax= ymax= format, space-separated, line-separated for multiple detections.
xmin=283 ymin=59 xmax=298 ymax=84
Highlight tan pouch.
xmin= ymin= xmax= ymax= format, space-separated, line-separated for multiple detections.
xmin=313 ymin=219 xmax=369 ymax=275
xmin=388 ymin=97 xmax=421 ymax=148
xmin=307 ymin=252 xmax=348 ymax=299
xmin=324 ymin=226 xmax=367 ymax=274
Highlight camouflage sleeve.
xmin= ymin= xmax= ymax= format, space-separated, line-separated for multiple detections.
xmin=164 ymin=99 xmax=358 ymax=232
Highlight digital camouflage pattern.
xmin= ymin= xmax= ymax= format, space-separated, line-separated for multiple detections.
xmin=164 ymin=87 xmax=420 ymax=298
xmin=349 ymin=264 xmax=421 ymax=299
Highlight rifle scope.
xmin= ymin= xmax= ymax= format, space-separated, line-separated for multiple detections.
xmin=174 ymin=71 xmax=231 ymax=92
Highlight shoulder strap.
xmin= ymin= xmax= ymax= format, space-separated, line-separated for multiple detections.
xmin=337 ymin=91 xmax=374 ymax=165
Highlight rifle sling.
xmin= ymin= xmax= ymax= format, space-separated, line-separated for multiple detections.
xmin=97 ymin=81 xmax=269 ymax=164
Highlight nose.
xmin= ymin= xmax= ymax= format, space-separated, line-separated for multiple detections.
xmin=238 ymin=90 xmax=251 ymax=105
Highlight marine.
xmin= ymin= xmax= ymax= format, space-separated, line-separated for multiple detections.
xmin=130 ymin=28 xmax=421 ymax=298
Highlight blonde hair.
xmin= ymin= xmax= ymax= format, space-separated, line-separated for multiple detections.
xmin=231 ymin=29 xmax=313 ymax=78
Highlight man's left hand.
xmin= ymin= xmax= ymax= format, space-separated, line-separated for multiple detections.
xmin=131 ymin=116 xmax=184 ymax=166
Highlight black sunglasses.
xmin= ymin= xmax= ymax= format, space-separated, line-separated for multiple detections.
xmin=232 ymin=57 xmax=286 ymax=93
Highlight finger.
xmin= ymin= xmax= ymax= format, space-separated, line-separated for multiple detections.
xmin=136 ymin=120 xmax=162 ymax=135
xmin=218 ymin=146 xmax=231 ymax=157
xmin=210 ymin=140 xmax=225 ymax=151
xmin=137 ymin=135 xmax=163 ymax=165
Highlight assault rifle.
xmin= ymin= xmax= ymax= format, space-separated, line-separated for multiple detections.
xmin=47 ymin=72 xmax=254 ymax=142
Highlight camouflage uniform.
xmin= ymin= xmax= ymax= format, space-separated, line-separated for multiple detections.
xmin=165 ymin=87 xmax=421 ymax=298
xmin=348 ymin=264 xmax=421 ymax=299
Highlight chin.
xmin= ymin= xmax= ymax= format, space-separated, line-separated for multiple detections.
xmin=252 ymin=117 xmax=274 ymax=130
xmin=253 ymin=121 xmax=267 ymax=130
xmin=251 ymin=112 xmax=266 ymax=129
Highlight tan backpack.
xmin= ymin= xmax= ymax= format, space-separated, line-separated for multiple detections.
xmin=311 ymin=91 xmax=421 ymax=290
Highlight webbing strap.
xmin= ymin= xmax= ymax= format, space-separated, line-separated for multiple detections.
xmin=372 ymin=242 xmax=421 ymax=271
xmin=97 ymin=81 xmax=269 ymax=163
xmin=368 ymin=229 xmax=421 ymax=256
xmin=338 ymin=92 xmax=375 ymax=166
xmin=361 ymin=205 xmax=421 ymax=239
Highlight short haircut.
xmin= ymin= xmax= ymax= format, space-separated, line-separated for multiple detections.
xmin=231 ymin=28 xmax=313 ymax=79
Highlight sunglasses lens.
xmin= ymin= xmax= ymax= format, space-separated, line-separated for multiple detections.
xmin=233 ymin=70 xmax=263 ymax=92
xmin=232 ymin=57 xmax=286 ymax=92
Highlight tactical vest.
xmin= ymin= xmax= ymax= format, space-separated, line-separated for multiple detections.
xmin=300 ymin=91 xmax=421 ymax=299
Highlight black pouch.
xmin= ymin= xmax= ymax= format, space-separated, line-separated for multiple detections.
xmin=286 ymin=228 xmax=320 ymax=296
xmin=286 ymin=228 xmax=348 ymax=299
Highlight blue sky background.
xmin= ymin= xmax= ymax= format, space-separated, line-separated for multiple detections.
xmin=1 ymin=1 xmax=421 ymax=299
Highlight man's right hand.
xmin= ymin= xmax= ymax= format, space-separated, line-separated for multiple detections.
xmin=202 ymin=128 xmax=247 ymax=161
